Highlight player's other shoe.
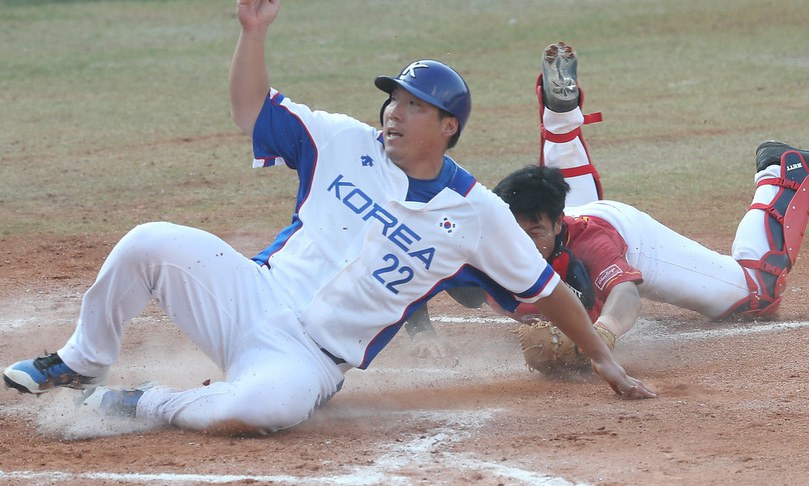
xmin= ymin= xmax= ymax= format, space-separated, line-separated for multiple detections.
xmin=541 ymin=41 xmax=579 ymax=113
xmin=756 ymin=141 xmax=792 ymax=171
xmin=78 ymin=382 xmax=155 ymax=418
xmin=756 ymin=140 xmax=809 ymax=172
xmin=3 ymin=352 xmax=101 ymax=394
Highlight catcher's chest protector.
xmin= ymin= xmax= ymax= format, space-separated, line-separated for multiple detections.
xmin=551 ymin=246 xmax=595 ymax=310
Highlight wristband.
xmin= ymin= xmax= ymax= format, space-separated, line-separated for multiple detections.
xmin=594 ymin=315 xmax=618 ymax=332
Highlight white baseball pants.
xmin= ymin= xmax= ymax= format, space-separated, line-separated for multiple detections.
xmin=58 ymin=222 xmax=345 ymax=432
xmin=544 ymin=107 xmax=780 ymax=319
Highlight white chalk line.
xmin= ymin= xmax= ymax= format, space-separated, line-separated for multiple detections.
xmin=324 ymin=409 xmax=584 ymax=486
xmin=0 ymin=470 xmax=299 ymax=484
xmin=619 ymin=318 xmax=809 ymax=344
xmin=432 ymin=315 xmax=809 ymax=344
xmin=0 ymin=409 xmax=583 ymax=486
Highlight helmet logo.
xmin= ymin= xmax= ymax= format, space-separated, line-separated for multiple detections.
xmin=400 ymin=61 xmax=430 ymax=79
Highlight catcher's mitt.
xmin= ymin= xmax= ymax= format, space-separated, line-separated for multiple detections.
xmin=516 ymin=321 xmax=615 ymax=373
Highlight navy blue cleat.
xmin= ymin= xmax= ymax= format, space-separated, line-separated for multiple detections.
xmin=3 ymin=352 xmax=101 ymax=394
xmin=756 ymin=140 xmax=809 ymax=172
xmin=78 ymin=383 xmax=155 ymax=418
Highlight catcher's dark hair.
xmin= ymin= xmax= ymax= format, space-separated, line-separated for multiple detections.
xmin=493 ymin=165 xmax=569 ymax=222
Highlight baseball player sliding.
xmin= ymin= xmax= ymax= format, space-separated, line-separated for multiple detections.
xmin=2 ymin=3 xmax=653 ymax=435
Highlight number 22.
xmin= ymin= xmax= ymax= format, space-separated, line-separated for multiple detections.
xmin=372 ymin=253 xmax=414 ymax=294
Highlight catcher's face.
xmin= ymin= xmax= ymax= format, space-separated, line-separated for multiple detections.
xmin=516 ymin=213 xmax=563 ymax=260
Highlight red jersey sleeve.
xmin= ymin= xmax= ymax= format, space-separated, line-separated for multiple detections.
xmin=483 ymin=215 xmax=642 ymax=326
xmin=563 ymin=215 xmax=643 ymax=302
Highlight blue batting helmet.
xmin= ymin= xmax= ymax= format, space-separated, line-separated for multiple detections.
xmin=374 ymin=59 xmax=472 ymax=135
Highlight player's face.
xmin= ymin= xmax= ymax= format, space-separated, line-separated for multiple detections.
xmin=515 ymin=213 xmax=563 ymax=260
xmin=382 ymin=87 xmax=457 ymax=171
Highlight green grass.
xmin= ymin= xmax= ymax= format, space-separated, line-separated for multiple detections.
xmin=1 ymin=0 xmax=808 ymax=240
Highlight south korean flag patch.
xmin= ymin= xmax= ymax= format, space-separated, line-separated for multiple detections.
xmin=438 ymin=216 xmax=456 ymax=234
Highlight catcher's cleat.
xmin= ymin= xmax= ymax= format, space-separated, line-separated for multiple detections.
xmin=3 ymin=352 xmax=101 ymax=394
xmin=541 ymin=41 xmax=579 ymax=113
xmin=755 ymin=140 xmax=809 ymax=172
xmin=78 ymin=382 xmax=156 ymax=418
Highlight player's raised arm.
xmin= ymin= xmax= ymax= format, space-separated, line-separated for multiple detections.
xmin=229 ymin=0 xmax=280 ymax=136
xmin=533 ymin=282 xmax=657 ymax=399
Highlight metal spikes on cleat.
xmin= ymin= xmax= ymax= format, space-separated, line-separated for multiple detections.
xmin=541 ymin=41 xmax=579 ymax=113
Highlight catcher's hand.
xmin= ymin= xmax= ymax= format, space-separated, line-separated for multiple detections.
xmin=411 ymin=329 xmax=456 ymax=360
xmin=516 ymin=321 xmax=615 ymax=373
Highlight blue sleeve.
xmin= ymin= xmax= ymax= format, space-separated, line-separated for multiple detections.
xmin=251 ymin=92 xmax=317 ymax=176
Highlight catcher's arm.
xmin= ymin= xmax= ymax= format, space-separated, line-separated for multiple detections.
xmin=403 ymin=305 xmax=454 ymax=358
xmin=595 ymin=281 xmax=641 ymax=339
xmin=403 ymin=305 xmax=435 ymax=337
xmin=403 ymin=287 xmax=485 ymax=338
xmin=533 ymin=282 xmax=656 ymax=399
xmin=445 ymin=286 xmax=487 ymax=309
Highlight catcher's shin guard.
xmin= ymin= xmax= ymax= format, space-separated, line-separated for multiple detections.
xmin=724 ymin=143 xmax=809 ymax=319
xmin=536 ymin=72 xmax=604 ymax=200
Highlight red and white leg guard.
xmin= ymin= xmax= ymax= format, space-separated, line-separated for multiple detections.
xmin=723 ymin=149 xmax=809 ymax=319
xmin=536 ymin=73 xmax=604 ymax=206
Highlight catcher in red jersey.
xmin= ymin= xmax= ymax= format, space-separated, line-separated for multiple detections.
xmin=407 ymin=42 xmax=809 ymax=364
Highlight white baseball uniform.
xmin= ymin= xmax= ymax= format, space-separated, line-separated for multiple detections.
xmin=57 ymin=88 xmax=559 ymax=432
xmin=542 ymin=106 xmax=781 ymax=319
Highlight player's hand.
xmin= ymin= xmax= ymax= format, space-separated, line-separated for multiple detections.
xmin=591 ymin=357 xmax=657 ymax=399
xmin=236 ymin=0 xmax=280 ymax=31
xmin=411 ymin=330 xmax=457 ymax=362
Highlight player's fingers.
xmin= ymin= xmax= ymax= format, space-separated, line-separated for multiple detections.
xmin=633 ymin=377 xmax=658 ymax=398
xmin=591 ymin=359 xmax=657 ymax=399
xmin=620 ymin=381 xmax=657 ymax=400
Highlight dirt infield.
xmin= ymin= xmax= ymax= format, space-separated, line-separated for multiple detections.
xmin=1 ymin=233 xmax=808 ymax=486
